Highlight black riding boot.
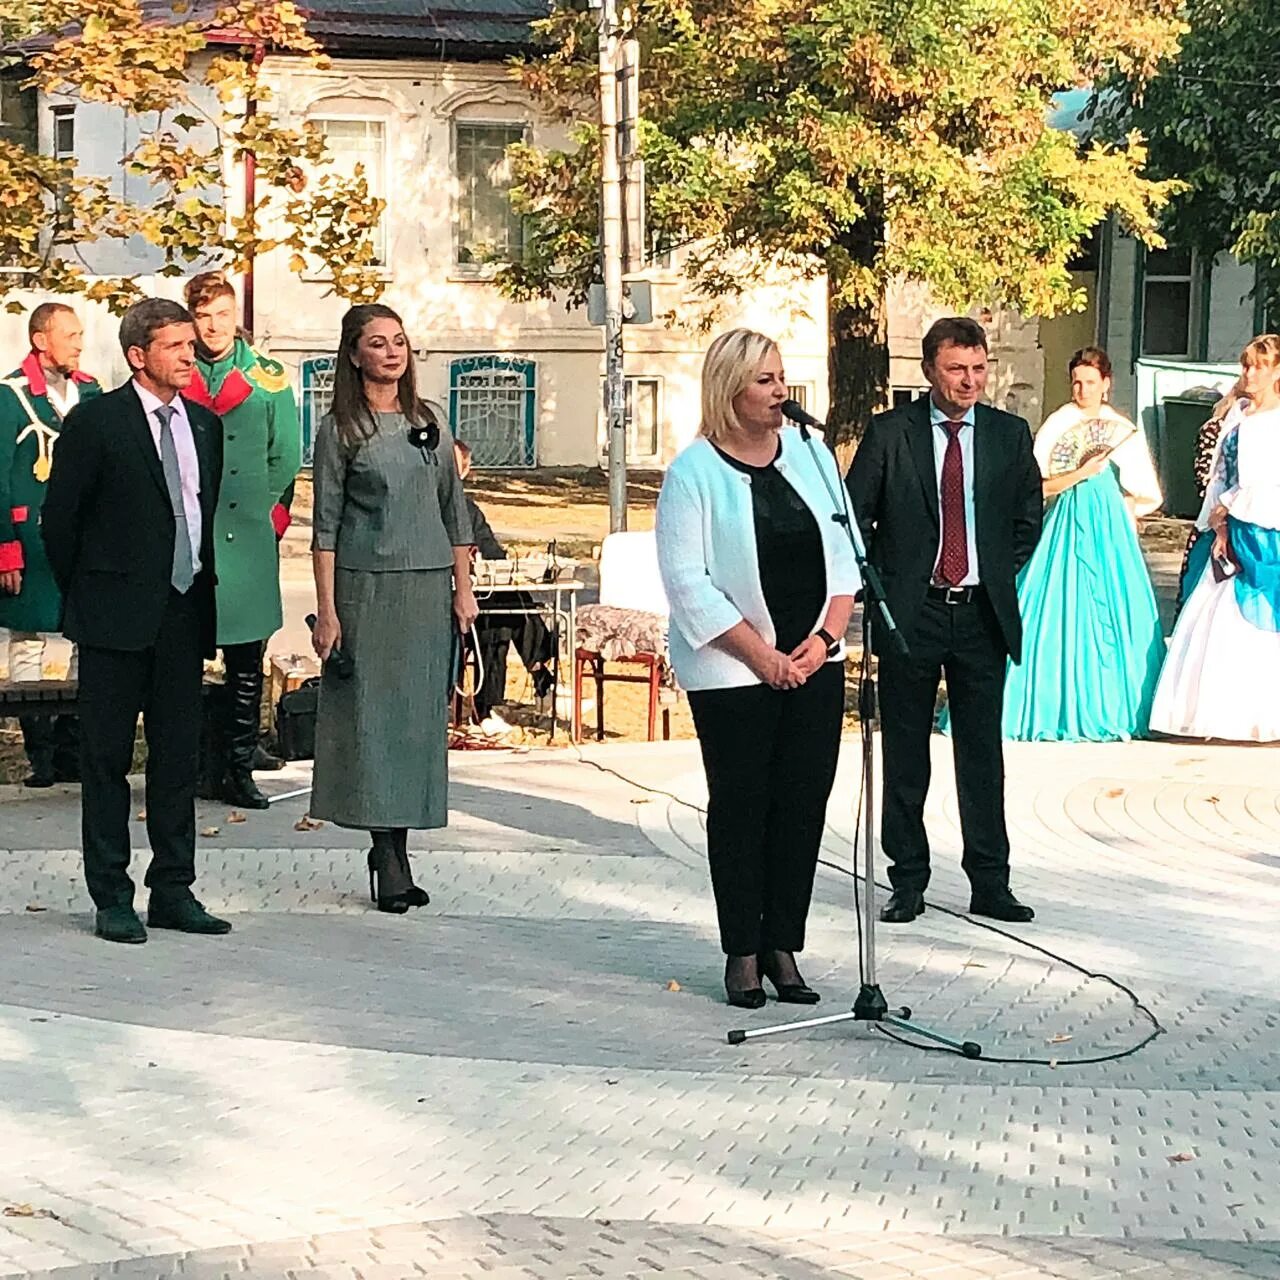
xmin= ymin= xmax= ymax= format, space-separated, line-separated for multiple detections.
xmin=220 ymin=641 xmax=270 ymax=809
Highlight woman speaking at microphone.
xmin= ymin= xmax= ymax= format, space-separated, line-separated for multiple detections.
xmin=656 ymin=329 xmax=860 ymax=1009
xmin=310 ymin=304 xmax=477 ymax=912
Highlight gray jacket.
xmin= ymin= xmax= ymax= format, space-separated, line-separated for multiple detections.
xmin=311 ymin=410 xmax=473 ymax=570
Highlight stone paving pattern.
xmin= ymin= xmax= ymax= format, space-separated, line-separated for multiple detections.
xmin=1 ymin=735 xmax=1277 ymax=1278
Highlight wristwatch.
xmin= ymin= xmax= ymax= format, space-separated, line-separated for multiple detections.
xmin=815 ymin=627 xmax=840 ymax=657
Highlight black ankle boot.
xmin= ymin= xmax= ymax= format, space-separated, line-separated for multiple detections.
xmin=219 ymin=643 xmax=269 ymax=809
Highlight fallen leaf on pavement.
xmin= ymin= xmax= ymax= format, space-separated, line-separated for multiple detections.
xmin=227 ymin=811 xmax=247 ymax=824
xmin=1103 ymin=788 xmax=1124 ymax=798
xmin=666 ymin=980 xmax=681 ymax=992
xmin=3 ymin=1205 xmax=60 ymax=1221
xmin=1204 ymin=795 xmax=1221 ymax=804
xmin=24 ymin=905 xmax=46 ymax=913
xmin=294 ymin=816 xmax=324 ymax=831
xmin=135 ymin=809 xmax=146 ymax=821
xmin=1168 ymin=1152 xmax=1195 ymax=1164
xmin=962 ymin=961 xmax=986 ymax=969
xmin=1047 ymin=1034 xmax=1073 ymax=1044
xmin=199 ymin=826 xmax=220 ymax=838
xmin=630 ymin=797 xmax=652 ymax=805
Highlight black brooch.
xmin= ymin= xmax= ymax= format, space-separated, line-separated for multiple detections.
xmin=407 ymin=420 xmax=440 ymax=452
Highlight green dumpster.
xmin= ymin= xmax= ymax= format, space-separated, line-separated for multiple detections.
xmin=1161 ymin=394 xmax=1217 ymax=519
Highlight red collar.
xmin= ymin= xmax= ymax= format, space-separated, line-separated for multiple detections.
xmin=21 ymin=350 xmax=95 ymax=398
xmin=185 ymin=363 xmax=253 ymax=416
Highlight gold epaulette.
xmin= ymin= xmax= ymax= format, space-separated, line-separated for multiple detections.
xmin=248 ymin=355 xmax=291 ymax=395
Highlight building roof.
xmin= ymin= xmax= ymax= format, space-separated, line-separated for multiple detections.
xmin=142 ymin=0 xmax=549 ymax=59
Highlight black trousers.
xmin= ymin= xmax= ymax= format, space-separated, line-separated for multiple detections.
xmin=19 ymin=714 xmax=80 ymax=778
xmin=473 ymin=603 xmax=554 ymax=719
xmin=77 ymin=589 xmax=204 ymax=910
xmin=687 ymin=661 xmax=844 ymax=956
xmin=877 ymin=592 xmax=1010 ymax=897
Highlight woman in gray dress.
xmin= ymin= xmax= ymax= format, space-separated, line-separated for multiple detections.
xmin=310 ymin=304 xmax=478 ymax=911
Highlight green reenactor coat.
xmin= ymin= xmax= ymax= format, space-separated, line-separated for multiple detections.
xmin=0 ymin=353 xmax=103 ymax=633
xmin=185 ymin=338 xmax=302 ymax=646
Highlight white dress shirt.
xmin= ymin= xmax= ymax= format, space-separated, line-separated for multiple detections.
xmin=133 ymin=381 xmax=203 ymax=574
xmin=929 ymin=397 xmax=980 ymax=586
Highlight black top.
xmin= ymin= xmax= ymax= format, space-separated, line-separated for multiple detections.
xmin=714 ymin=441 xmax=825 ymax=653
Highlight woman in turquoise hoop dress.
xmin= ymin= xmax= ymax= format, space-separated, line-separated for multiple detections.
xmin=1150 ymin=334 xmax=1280 ymax=741
xmin=993 ymin=346 xmax=1165 ymax=741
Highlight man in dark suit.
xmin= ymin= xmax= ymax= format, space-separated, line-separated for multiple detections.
xmin=847 ymin=317 xmax=1042 ymax=925
xmin=42 ymin=298 xmax=230 ymax=944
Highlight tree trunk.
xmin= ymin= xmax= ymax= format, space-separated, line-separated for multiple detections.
xmin=827 ymin=283 xmax=889 ymax=451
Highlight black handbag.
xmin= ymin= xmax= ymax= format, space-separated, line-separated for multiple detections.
xmin=275 ymin=677 xmax=320 ymax=761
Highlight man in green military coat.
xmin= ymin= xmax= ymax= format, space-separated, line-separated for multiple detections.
xmin=183 ymin=273 xmax=302 ymax=808
xmin=0 ymin=303 xmax=102 ymax=786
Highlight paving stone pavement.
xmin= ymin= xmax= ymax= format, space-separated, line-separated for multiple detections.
xmin=1 ymin=736 xmax=1278 ymax=1278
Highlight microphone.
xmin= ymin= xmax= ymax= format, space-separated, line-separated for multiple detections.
xmin=780 ymin=399 xmax=824 ymax=437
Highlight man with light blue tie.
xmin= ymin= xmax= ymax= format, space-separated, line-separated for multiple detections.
xmin=42 ymin=298 xmax=229 ymax=944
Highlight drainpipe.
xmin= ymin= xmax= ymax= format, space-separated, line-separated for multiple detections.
xmin=242 ymin=44 xmax=265 ymax=338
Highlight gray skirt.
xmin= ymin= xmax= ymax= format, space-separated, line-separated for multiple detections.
xmin=311 ymin=567 xmax=453 ymax=830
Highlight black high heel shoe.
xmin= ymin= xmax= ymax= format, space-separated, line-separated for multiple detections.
xmin=392 ymin=831 xmax=430 ymax=908
xmin=366 ymin=849 xmax=410 ymax=914
xmin=759 ymin=951 xmax=820 ymax=1004
xmin=724 ymin=957 xmax=766 ymax=1010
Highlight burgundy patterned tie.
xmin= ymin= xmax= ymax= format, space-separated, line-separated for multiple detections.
xmin=935 ymin=420 xmax=969 ymax=586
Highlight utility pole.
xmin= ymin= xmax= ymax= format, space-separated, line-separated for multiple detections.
xmin=598 ymin=0 xmax=628 ymax=532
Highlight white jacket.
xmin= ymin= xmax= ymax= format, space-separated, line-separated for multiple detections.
xmin=655 ymin=427 xmax=862 ymax=691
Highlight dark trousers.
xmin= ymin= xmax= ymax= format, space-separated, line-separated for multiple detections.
xmin=877 ymin=592 xmax=1010 ymax=897
xmin=77 ymin=589 xmax=204 ymax=910
xmin=473 ymin=604 xmax=554 ymax=719
xmin=20 ymin=714 xmax=80 ymax=779
xmin=687 ymin=661 xmax=844 ymax=956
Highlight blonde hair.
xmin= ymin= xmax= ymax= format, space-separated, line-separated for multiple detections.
xmin=698 ymin=328 xmax=780 ymax=443
xmin=1241 ymin=333 xmax=1280 ymax=369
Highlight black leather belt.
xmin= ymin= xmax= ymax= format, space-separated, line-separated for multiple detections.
xmin=926 ymin=583 xmax=981 ymax=605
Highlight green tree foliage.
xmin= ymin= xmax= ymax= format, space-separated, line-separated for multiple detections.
xmin=1099 ymin=0 xmax=1280 ymax=320
xmin=502 ymin=0 xmax=1184 ymax=440
xmin=0 ymin=1 xmax=385 ymax=314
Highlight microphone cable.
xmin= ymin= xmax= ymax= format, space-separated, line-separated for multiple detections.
xmin=568 ymin=729 xmax=1166 ymax=1068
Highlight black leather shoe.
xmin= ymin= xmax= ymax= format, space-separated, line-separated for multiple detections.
xmin=148 ymin=898 xmax=232 ymax=934
xmin=880 ymin=890 xmax=925 ymax=923
xmin=969 ymin=893 xmax=1035 ymax=923
xmin=220 ymin=769 xmax=270 ymax=810
xmin=23 ymin=770 xmax=55 ymax=789
xmin=96 ymin=906 xmax=147 ymax=944
xmin=251 ymin=744 xmax=285 ymax=771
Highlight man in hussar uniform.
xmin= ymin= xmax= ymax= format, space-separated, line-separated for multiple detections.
xmin=0 ymin=303 xmax=102 ymax=786
xmin=182 ymin=272 xmax=301 ymax=809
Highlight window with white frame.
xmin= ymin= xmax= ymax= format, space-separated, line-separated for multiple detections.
xmin=454 ymin=121 xmax=526 ymax=267
xmin=599 ymin=376 xmax=663 ymax=460
xmin=891 ymin=385 xmax=929 ymax=408
xmin=51 ymin=106 xmax=74 ymax=158
xmin=314 ymin=117 xmax=388 ymax=266
xmin=786 ymin=383 xmax=813 ymax=412
xmin=450 ymin=355 xmax=537 ymax=467
xmin=1142 ymin=247 xmax=1196 ymax=358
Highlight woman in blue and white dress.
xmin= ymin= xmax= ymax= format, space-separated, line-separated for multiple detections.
xmin=995 ymin=347 xmax=1164 ymax=740
xmin=1151 ymin=334 xmax=1280 ymax=742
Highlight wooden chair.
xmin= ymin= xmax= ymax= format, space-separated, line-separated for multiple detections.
xmin=572 ymin=531 xmax=670 ymax=742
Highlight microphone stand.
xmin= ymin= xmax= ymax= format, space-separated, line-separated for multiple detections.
xmin=727 ymin=414 xmax=982 ymax=1058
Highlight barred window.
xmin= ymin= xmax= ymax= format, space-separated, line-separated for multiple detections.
xmin=449 ymin=355 xmax=536 ymax=468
